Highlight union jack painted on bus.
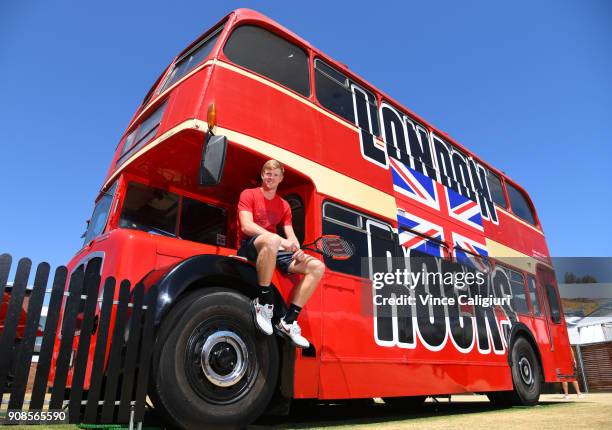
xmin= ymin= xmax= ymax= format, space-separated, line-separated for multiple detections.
xmin=397 ymin=209 xmax=445 ymax=258
xmin=445 ymin=187 xmax=483 ymax=232
xmin=452 ymin=232 xmax=489 ymax=272
xmin=391 ymin=156 xmax=488 ymax=260
xmin=390 ymin=157 xmax=439 ymax=210
xmin=391 ymin=157 xmax=484 ymax=232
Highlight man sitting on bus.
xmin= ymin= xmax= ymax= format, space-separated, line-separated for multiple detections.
xmin=237 ymin=159 xmax=325 ymax=348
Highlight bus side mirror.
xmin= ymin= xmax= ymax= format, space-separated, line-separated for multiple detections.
xmin=199 ymin=134 xmax=227 ymax=186
xmin=80 ymin=219 xmax=91 ymax=238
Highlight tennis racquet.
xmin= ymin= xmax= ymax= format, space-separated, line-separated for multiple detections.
xmin=301 ymin=235 xmax=355 ymax=260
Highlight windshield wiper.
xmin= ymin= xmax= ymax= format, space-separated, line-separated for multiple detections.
xmin=124 ymin=220 xmax=177 ymax=238
xmin=146 ymin=226 xmax=177 ymax=238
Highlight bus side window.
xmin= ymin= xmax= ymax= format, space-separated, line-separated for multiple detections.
xmin=322 ymin=202 xmax=366 ymax=277
xmin=545 ymin=283 xmax=562 ymax=324
xmin=505 ymin=267 xmax=530 ymax=315
xmin=322 ymin=201 xmax=393 ymax=277
xmin=527 ymin=276 xmax=542 ymax=316
xmin=283 ymin=194 xmax=305 ymax=245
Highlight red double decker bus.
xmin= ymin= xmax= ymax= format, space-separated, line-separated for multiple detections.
xmin=63 ymin=8 xmax=574 ymax=429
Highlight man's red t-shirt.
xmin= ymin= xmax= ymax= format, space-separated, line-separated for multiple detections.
xmin=237 ymin=188 xmax=292 ymax=243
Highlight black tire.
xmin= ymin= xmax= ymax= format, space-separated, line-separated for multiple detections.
xmin=149 ymin=288 xmax=279 ymax=430
xmin=509 ymin=337 xmax=541 ymax=405
xmin=487 ymin=337 xmax=541 ymax=407
xmin=382 ymin=396 xmax=426 ymax=411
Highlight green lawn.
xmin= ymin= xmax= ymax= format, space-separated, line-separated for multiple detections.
xmin=4 ymin=393 xmax=612 ymax=430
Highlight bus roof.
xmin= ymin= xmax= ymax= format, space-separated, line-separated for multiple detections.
xmin=173 ymin=9 xmax=520 ymax=190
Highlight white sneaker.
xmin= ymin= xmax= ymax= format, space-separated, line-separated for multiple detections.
xmin=563 ymin=394 xmax=569 ymax=400
xmin=276 ymin=318 xmax=309 ymax=349
xmin=252 ymin=298 xmax=273 ymax=335
xmin=578 ymin=394 xmax=585 ymax=399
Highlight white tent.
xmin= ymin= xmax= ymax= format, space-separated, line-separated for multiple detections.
xmin=559 ymin=282 xmax=612 ymax=345
xmin=567 ymin=311 xmax=612 ymax=345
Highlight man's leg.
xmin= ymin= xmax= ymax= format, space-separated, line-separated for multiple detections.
xmin=250 ymin=233 xmax=282 ymax=335
xmin=253 ymin=233 xmax=282 ymax=288
xmin=288 ymin=256 xmax=326 ymax=308
xmin=275 ymin=257 xmax=325 ymax=348
xmin=572 ymin=381 xmax=583 ymax=397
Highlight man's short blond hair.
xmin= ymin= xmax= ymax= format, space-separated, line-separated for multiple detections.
xmin=261 ymin=159 xmax=284 ymax=175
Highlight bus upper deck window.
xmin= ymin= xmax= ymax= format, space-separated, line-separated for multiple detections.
xmin=315 ymin=59 xmax=380 ymax=135
xmin=507 ymin=183 xmax=536 ymax=225
xmin=160 ymin=26 xmax=224 ymax=93
xmin=224 ymin=25 xmax=310 ymax=97
xmin=118 ymin=101 xmax=168 ymax=165
xmin=487 ymin=170 xmax=507 ymax=208
xmin=315 ymin=59 xmax=354 ymax=123
xmin=141 ymin=70 xmax=166 ymax=108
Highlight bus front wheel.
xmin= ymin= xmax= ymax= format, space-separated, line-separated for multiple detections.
xmin=149 ymin=288 xmax=279 ymax=430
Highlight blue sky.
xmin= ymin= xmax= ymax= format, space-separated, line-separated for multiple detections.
xmin=1 ymin=0 xmax=611 ymax=273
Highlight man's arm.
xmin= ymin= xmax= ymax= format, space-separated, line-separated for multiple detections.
xmin=239 ymin=211 xmax=269 ymax=237
xmin=283 ymin=225 xmax=300 ymax=249
xmin=283 ymin=225 xmax=306 ymax=262
xmin=239 ymin=211 xmax=296 ymax=250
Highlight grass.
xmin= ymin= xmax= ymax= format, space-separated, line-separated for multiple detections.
xmin=252 ymin=393 xmax=612 ymax=430
xmin=3 ymin=393 xmax=612 ymax=429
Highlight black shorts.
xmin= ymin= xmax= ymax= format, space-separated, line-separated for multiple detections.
xmin=237 ymin=236 xmax=294 ymax=274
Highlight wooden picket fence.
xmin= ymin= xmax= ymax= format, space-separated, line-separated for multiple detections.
xmin=0 ymin=253 xmax=158 ymax=425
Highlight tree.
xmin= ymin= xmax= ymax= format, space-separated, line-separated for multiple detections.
xmin=563 ymin=272 xmax=598 ymax=284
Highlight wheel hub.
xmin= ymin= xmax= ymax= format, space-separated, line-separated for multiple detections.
xmin=209 ymin=343 xmax=238 ymax=375
xmin=518 ymin=357 xmax=534 ymax=386
xmin=200 ymin=331 xmax=248 ymax=387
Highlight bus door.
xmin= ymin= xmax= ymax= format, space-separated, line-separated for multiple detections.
xmin=536 ymin=266 xmax=560 ymax=352
xmin=536 ymin=265 xmax=574 ymax=379
xmin=526 ymin=273 xmax=552 ymax=351
xmin=318 ymin=202 xmax=401 ymax=398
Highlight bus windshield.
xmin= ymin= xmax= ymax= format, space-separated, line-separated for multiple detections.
xmin=82 ymin=182 xmax=117 ymax=245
